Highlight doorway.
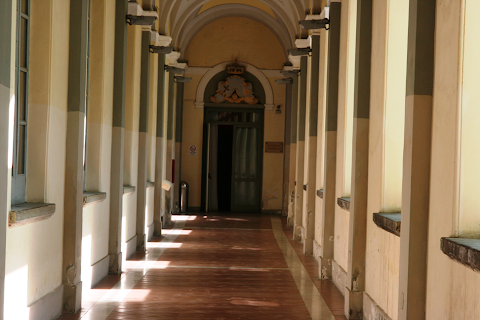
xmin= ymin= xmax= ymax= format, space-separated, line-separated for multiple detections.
xmin=202 ymin=108 xmax=264 ymax=213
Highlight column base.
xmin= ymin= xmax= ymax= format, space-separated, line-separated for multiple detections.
xmin=344 ymin=287 xmax=363 ymax=319
xmin=303 ymin=238 xmax=313 ymax=255
xmin=153 ymin=220 xmax=162 ymax=237
xmin=319 ymin=257 xmax=332 ymax=279
xmin=108 ymin=252 xmax=122 ymax=275
xmin=62 ymin=281 xmax=82 ymax=314
xmin=293 ymin=226 xmax=302 ymax=241
xmin=136 ymin=233 xmax=146 ymax=252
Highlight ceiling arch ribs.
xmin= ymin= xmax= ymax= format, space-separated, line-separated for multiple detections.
xmin=176 ymin=4 xmax=293 ymax=60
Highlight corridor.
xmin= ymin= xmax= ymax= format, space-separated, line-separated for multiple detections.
xmin=58 ymin=214 xmax=346 ymax=320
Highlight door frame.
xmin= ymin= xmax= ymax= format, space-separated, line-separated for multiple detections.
xmin=201 ymin=106 xmax=264 ymax=212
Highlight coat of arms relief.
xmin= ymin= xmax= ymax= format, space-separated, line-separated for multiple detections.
xmin=210 ymin=75 xmax=259 ymax=105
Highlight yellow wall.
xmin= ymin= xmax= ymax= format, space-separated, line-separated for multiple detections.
xmin=183 ymin=17 xmax=286 ymax=210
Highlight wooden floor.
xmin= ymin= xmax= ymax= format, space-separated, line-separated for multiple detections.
xmin=58 ymin=213 xmax=347 ymax=320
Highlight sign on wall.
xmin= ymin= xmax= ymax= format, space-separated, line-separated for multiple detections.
xmin=265 ymin=142 xmax=283 ymax=153
xmin=189 ymin=145 xmax=197 ymax=156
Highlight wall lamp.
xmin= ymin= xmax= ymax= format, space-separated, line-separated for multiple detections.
xmin=174 ymin=76 xmax=192 ymax=83
xmin=288 ymin=48 xmax=312 ymax=56
xmin=299 ymin=19 xmax=330 ymax=30
xmin=150 ymin=46 xmax=173 ymax=54
xmin=164 ymin=66 xmax=184 ymax=75
xmin=275 ymin=78 xmax=293 ymax=85
xmin=281 ymin=70 xmax=299 ymax=77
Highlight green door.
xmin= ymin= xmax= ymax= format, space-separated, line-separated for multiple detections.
xmin=231 ymin=125 xmax=263 ymax=212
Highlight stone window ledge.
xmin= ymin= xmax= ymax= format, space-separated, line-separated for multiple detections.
xmin=83 ymin=192 xmax=107 ymax=207
xmin=317 ymin=189 xmax=324 ymax=199
xmin=123 ymin=185 xmax=136 ymax=196
xmin=337 ymin=197 xmax=350 ymax=211
xmin=373 ymin=213 xmax=401 ymax=237
xmin=9 ymin=203 xmax=56 ymax=228
xmin=441 ymin=237 xmax=480 ymax=272
xmin=146 ymin=181 xmax=154 ymax=189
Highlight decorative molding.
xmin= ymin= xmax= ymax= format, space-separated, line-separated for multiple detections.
xmin=373 ymin=213 xmax=401 ymax=237
xmin=210 ymin=75 xmax=259 ymax=104
xmin=295 ymin=38 xmax=311 ymax=49
xmin=83 ymin=192 xmax=107 ymax=207
xmin=195 ymin=61 xmax=275 ymax=110
xmin=186 ymin=67 xmax=283 ymax=78
xmin=9 ymin=203 xmax=56 ymax=227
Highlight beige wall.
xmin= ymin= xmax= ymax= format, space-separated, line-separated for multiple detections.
xmin=426 ymin=0 xmax=480 ymax=319
xmin=183 ymin=17 xmax=286 ymax=211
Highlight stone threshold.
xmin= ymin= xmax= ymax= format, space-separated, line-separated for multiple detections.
xmin=146 ymin=181 xmax=154 ymax=189
xmin=441 ymin=237 xmax=480 ymax=272
xmin=123 ymin=185 xmax=136 ymax=195
xmin=9 ymin=202 xmax=56 ymax=227
xmin=83 ymin=191 xmax=107 ymax=207
xmin=337 ymin=197 xmax=350 ymax=211
xmin=317 ymin=189 xmax=323 ymax=199
xmin=373 ymin=213 xmax=401 ymax=237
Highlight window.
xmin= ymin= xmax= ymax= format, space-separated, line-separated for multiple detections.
xmin=12 ymin=0 xmax=30 ymax=205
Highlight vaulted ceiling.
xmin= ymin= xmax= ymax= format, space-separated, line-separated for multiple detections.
xmin=154 ymin=0 xmax=324 ymax=59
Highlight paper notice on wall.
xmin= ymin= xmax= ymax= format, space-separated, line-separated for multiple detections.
xmin=189 ymin=145 xmax=197 ymax=156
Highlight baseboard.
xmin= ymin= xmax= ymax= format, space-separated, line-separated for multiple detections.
xmin=147 ymin=222 xmax=155 ymax=241
xmin=91 ymin=255 xmax=109 ymax=288
xmin=332 ymin=260 xmax=347 ymax=297
xmin=363 ymin=291 xmax=393 ymax=320
xmin=125 ymin=235 xmax=137 ymax=260
xmin=28 ymin=284 xmax=63 ymax=320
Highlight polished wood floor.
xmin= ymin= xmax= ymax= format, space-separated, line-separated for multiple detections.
xmin=58 ymin=213 xmax=347 ymax=320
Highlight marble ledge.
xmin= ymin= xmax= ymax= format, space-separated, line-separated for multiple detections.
xmin=123 ymin=185 xmax=136 ymax=196
xmin=83 ymin=191 xmax=107 ymax=207
xmin=337 ymin=197 xmax=350 ymax=211
xmin=441 ymin=237 xmax=480 ymax=272
xmin=9 ymin=202 xmax=56 ymax=227
xmin=373 ymin=213 xmax=401 ymax=237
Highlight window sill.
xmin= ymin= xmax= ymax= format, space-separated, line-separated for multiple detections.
xmin=146 ymin=181 xmax=154 ymax=189
xmin=9 ymin=203 xmax=56 ymax=228
xmin=373 ymin=213 xmax=401 ymax=237
xmin=83 ymin=192 xmax=107 ymax=207
xmin=337 ymin=197 xmax=350 ymax=211
xmin=441 ymin=237 xmax=480 ymax=272
xmin=317 ymin=189 xmax=324 ymax=199
xmin=123 ymin=185 xmax=136 ymax=196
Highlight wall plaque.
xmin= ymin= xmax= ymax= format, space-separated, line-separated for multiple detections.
xmin=265 ymin=142 xmax=284 ymax=153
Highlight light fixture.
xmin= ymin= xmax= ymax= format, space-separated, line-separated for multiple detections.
xmin=174 ymin=76 xmax=192 ymax=83
xmin=299 ymin=19 xmax=330 ymax=30
xmin=281 ymin=70 xmax=299 ymax=77
xmin=150 ymin=46 xmax=173 ymax=54
xmin=165 ymin=66 xmax=184 ymax=75
xmin=288 ymin=48 xmax=312 ymax=56
xmin=275 ymin=78 xmax=293 ymax=85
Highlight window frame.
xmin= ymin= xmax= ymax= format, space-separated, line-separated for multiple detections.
xmin=11 ymin=0 xmax=30 ymax=205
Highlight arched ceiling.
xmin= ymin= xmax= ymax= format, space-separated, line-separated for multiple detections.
xmin=156 ymin=0 xmax=315 ymax=61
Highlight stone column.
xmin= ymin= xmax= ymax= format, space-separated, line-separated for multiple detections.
xmin=62 ymin=0 xmax=88 ymax=313
xmin=287 ymin=76 xmax=299 ymax=227
xmin=293 ymin=55 xmax=308 ymax=241
xmin=135 ymin=31 xmax=150 ymax=252
xmin=303 ymin=34 xmax=321 ymax=255
xmin=282 ymin=82 xmax=293 ymax=216
xmin=108 ymin=0 xmax=128 ymax=274
xmin=174 ymin=81 xmax=184 ymax=212
xmin=398 ymin=1 xmax=435 ymax=319
xmin=164 ymin=72 xmax=176 ymax=226
xmin=0 ymin=0 xmax=13 ymax=316
xmin=154 ymin=55 xmax=166 ymax=235
xmin=320 ymin=1 xmax=341 ymax=278
xmin=344 ymin=0 xmax=372 ymax=318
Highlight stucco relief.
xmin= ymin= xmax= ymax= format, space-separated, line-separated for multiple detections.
xmin=210 ymin=75 xmax=259 ymax=104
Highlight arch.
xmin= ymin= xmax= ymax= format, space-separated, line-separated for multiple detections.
xmin=176 ymin=4 xmax=293 ymax=59
xmin=194 ymin=62 xmax=275 ymax=111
